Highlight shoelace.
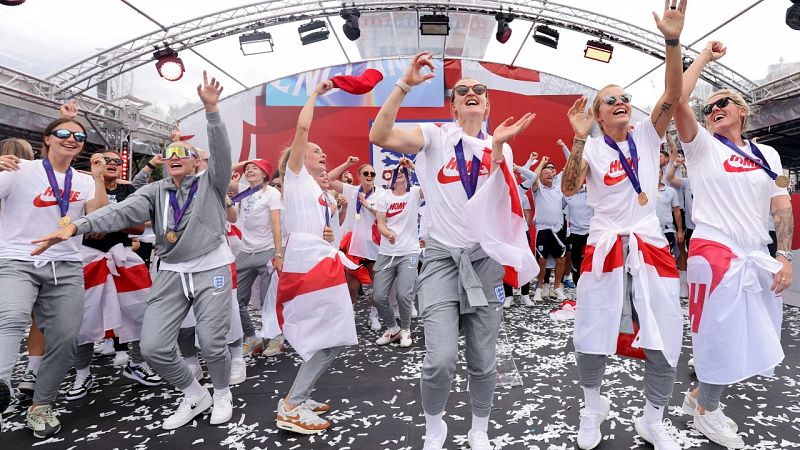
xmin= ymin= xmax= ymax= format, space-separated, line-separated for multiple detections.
xmin=653 ymin=419 xmax=679 ymax=441
xmin=297 ymin=406 xmax=326 ymax=425
xmin=31 ymin=406 xmax=54 ymax=425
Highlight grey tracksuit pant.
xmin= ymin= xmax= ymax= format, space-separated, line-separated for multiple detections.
xmin=140 ymin=265 xmax=232 ymax=391
xmin=287 ymin=346 xmax=345 ymax=405
xmin=0 ymin=260 xmax=84 ymax=404
xmin=74 ymin=340 xmax=143 ymax=370
xmin=697 ymin=382 xmax=726 ymax=411
xmin=373 ymin=253 xmax=418 ymax=330
xmin=234 ymin=249 xmax=274 ymax=338
xmin=575 ymin=236 xmax=677 ymax=407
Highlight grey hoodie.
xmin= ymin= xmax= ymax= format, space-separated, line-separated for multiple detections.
xmin=72 ymin=111 xmax=231 ymax=264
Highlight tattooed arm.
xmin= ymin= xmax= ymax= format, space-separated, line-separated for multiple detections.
xmin=771 ymin=194 xmax=794 ymax=293
xmin=650 ymin=0 xmax=686 ymax=137
xmin=562 ymin=97 xmax=591 ymax=196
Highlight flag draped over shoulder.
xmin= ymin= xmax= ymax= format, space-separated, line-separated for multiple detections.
xmin=277 ymin=233 xmax=359 ymax=361
xmin=465 ymin=160 xmax=538 ymax=287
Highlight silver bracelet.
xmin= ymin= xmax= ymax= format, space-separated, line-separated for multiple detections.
xmin=395 ymin=80 xmax=411 ymax=94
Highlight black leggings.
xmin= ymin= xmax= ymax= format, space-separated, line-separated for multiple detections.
xmin=569 ymin=233 xmax=589 ymax=282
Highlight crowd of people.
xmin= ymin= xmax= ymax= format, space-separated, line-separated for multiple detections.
xmin=0 ymin=2 xmax=794 ymax=449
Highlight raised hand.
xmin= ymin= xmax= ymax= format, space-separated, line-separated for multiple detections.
xmin=493 ymin=113 xmax=535 ymax=145
xmin=59 ymin=100 xmax=79 ymax=120
xmin=567 ymin=97 xmax=594 ymax=139
xmin=0 ymin=154 xmax=21 ymax=172
xmin=703 ymin=40 xmax=727 ymax=62
xmin=170 ymin=126 xmax=182 ymax=142
xmin=197 ymin=71 xmax=224 ymax=112
xmin=653 ymin=0 xmax=687 ymax=40
xmin=398 ymin=157 xmax=415 ymax=170
xmin=401 ymin=51 xmax=436 ymax=87
xmin=90 ymin=153 xmax=107 ymax=178
xmin=314 ymin=80 xmax=335 ymax=96
xmin=529 ymin=151 xmax=539 ymax=161
xmin=348 ymin=155 xmax=359 ymax=165
xmin=540 ymin=155 xmax=551 ymax=166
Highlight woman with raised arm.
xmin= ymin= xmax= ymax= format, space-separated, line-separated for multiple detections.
xmin=31 ymin=72 xmax=237 ymax=432
xmin=370 ymin=52 xmax=533 ymax=450
xmin=560 ymin=2 xmax=687 ymax=449
xmin=0 ymin=106 xmax=108 ymax=439
xmin=672 ymin=40 xmax=792 ymax=449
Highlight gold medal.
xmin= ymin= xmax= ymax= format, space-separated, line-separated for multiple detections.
xmin=637 ymin=191 xmax=648 ymax=206
xmin=355 ymin=213 xmax=361 ymax=221
xmin=166 ymin=231 xmax=179 ymax=244
xmin=775 ymin=175 xmax=790 ymax=188
xmin=59 ymin=216 xmax=71 ymax=228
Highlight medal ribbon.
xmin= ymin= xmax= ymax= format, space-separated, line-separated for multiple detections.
xmin=355 ymin=186 xmax=375 ymax=216
xmin=714 ymin=134 xmax=779 ymax=181
xmin=231 ymin=183 xmax=264 ymax=204
xmin=389 ymin=166 xmax=411 ymax=193
xmin=454 ymin=130 xmax=487 ymax=199
xmin=603 ymin=133 xmax=643 ymax=195
xmin=322 ymin=193 xmax=331 ymax=227
xmin=42 ymin=159 xmax=73 ymax=218
xmin=168 ymin=179 xmax=199 ymax=231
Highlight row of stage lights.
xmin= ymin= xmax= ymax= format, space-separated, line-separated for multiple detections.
xmin=153 ymin=7 xmax=615 ymax=81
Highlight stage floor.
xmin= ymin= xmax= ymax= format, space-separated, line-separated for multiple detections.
xmin=1 ymin=293 xmax=799 ymax=450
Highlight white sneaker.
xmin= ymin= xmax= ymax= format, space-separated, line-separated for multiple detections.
xmin=65 ymin=372 xmax=94 ymax=401
xmin=229 ymin=358 xmax=246 ymax=385
xmin=376 ymin=328 xmax=402 ymax=346
xmin=533 ymin=288 xmax=543 ymax=302
xmin=554 ymin=287 xmax=567 ymax=300
xmin=162 ymin=390 xmax=213 ymax=430
xmin=276 ymin=398 xmax=330 ymax=434
xmin=693 ymin=408 xmax=745 ymax=449
xmin=399 ymin=329 xmax=412 ymax=348
xmin=187 ymin=362 xmax=203 ymax=381
xmin=687 ymin=357 xmax=695 ymax=372
xmin=422 ymin=419 xmax=448 ymax=450
xmin=502 ymin=297 xmax=513 ymax=309
xmin=467 ymin=429 xmax=493 ymax=449
xmin=123 ymin=362 xmax=162 ymax=387
xmin=95 ymin=338 xmax=115 ymax=356
xmin=262 ymin=335 xmax=286 ymax=357
xmin=681 ymin=390 xmax=737 ymax=431
xmin=210 ymin=391 xmax=233 ymax=425
xmin=521 ymin=294 xmax=534 ymax=306
xmin=113 ymin=351 xmax=129 ymax=368
xmin=577 ymin=396 xmax=611 ymax=449
xmin=369 ymin=312 xmax=381 ymax=331
xmin=634 ymin=418 xmax=680 ymax=450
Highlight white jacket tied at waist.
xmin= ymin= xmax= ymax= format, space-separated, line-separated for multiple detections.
xmin=575 ymin=213 xmax=683 ymax=367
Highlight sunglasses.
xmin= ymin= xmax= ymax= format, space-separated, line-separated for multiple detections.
xmin=103 ymin=157 xmax=123 ymax=165
xmin=162 ymin=145 xmax=196 ymax=159
xmin=361 ymin=171 xmax=376 ymax=177
xmin=50 ymin=129 xmax=87 ymax=143
xmin=454 ymin=84 xmax=488 ymax=97
xmin=702 ymin=97 xmax=732 ymax=116
xmin=270 ymin=182 xmax=282 ymax=188
xmin=602 ymin=93 xmax=632 ymax=105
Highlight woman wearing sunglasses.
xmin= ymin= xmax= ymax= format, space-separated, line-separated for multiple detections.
xmin=370 ymin=51 xmax=534 ymax=450
xmin=32 ymin=72 xmax=238 ymax=431
xmin=561 ymin=2 xmax=687 ymax=449
xmin=672 ymin=41 xmax=792 ymax=449
xmin=0 ymin=109 xmax=109 ymax=439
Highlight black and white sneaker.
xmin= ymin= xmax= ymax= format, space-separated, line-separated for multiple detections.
xmin=65 ymin=373 xmax=94 ymax=401
xmin=0 ymin=380 xmax=12 ymax=416
xmin=123 ymin=362 xmax=162 ymax=387
xmin=18 ymin=370 xmax=36 ymax=394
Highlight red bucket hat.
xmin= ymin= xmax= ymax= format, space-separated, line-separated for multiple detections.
xmin=330 ymin=68 xmax=384 ymax=95
xmin=236 ymin=159 xmax=274 ymax=181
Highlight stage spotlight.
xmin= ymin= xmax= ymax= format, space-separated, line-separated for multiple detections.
xmin=788 ymin=0 xmax=800 ymax=30
xmin=239 ymin=31 xmax=274 ymax=55
xmin=495 ymin=13 xmax=514 ymax=43
xmin=533 ymin=24 xmax=559 ymax=49
xmin=584 ymin=40 xmax=614 ymax=63
xmin=153 ymin=47 xmax=184 ymax=81
xmin=341 ymin=7 xmax=361 ymax=41
xmin=419 ymin=13 xmax=450 ymax=36
xmin=298 ymin=20 xmax=329 ymax=45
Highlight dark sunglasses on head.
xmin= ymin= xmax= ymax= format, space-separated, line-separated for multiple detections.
xmin=602 ymin=93 xmax=632 ymax=105
xmin=454 ymin=84 xmax=488 ymax=97
xmin=361 ymin=171 xmax=376 ymax=177
xmin=702 ymin=96 xmax=732 ymax=116
xmin=51 ymin=128 xmax=87 ymax=143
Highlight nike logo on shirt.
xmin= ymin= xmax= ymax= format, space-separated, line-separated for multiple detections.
xmin=32 ymin=187 xmax=82 ymax=208
xmin=723 ymin=154 xmax=761 ymax=173
xmin=436 ymin=157 xmax=489 ymax=184
xmin=385 ymin=202 xmax=407 ymax=218
xmin=603 ymin=156 xmax=638 ymax=186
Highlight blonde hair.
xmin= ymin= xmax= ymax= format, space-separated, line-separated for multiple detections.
xmin=278 ymin=148 xmax=291 ymax=185
xmin=0 ymin=138 xmax=35 ymax=160
xmin=591 ymin=84 xmax=622 ymax=134
xmin=703 ymin=89 xmax=750 ymax=132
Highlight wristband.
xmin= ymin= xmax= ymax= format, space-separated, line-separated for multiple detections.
xmin=492 ymin=159 xmax=505 ymax=165
xmin=395 ymin=80 xmax=411 ymax=94
xmin=665 ymin=38 xmax=680 ymax=47
xmin=274 ymin=253 xmax=283 ymax=259
xmin=146 ymin=162 xmax=156 ymax=170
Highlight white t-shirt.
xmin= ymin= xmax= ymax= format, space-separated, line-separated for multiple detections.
xmin=583 ymin=120 xmax=664 ymax=233
xmin=0 ymin=159 xmax=96 ymax=261
xmin=533 ymin=175 xmax=565 ymax=232
xmin=656 ymin=184 xmax=679 ymax=233
xmin=342 ymin=183 xmax=385 ymax=260
xmin=283 ymin=165 xmax=326 ymax=237
xmin=325 ymin=190 xmax=344 ymax=249
xmin=564 ymin=185 xmax=592 ymax=235
xmin=682 ymin=126 xmax=787 ymax=250
xmin=375 ymin=186 xmax=422 ymax=256
xmin=236 ymin=185 xmax=283 ymax=253
xmin=416 ymin=122 xmax=513 ymax=249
